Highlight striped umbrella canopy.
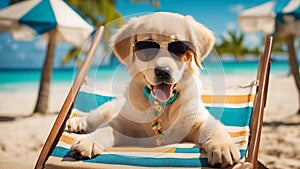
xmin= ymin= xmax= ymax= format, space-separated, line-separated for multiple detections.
xmin=0 ymin=0 xmax=94 ymax=113
xmin=0 ymin=0 xmax=94 ymax=46
xmin=238 ymin=0 xmax=300 ymax=36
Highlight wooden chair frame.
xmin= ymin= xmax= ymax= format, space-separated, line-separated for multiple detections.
xmin=35 ymin=26 xmax=273 ymax=169
xmin=35 ymin=26 xmax=104 ymax=169
xmin=247 ymin=35 xmax=273 ymax=169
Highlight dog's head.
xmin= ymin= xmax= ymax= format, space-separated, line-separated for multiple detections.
xmin=111 ymin=12 xmax=215 ymax=102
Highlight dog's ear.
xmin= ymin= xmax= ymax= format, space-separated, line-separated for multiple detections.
xmin=185 ymin=16 xmax=215 ymax=68
xmin=111 ymin=22 xmax=136 ymax=66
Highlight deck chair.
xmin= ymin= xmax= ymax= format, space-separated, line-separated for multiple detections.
xmin=35 ymin=27 xmax=273 ymax=169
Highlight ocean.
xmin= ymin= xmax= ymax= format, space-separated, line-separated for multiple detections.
xmin=0 ymin=61 xmax=291 ymax=92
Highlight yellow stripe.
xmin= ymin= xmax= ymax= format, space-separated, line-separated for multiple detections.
xmin=200 ymin=140 xmax=247 ymax=154
xmin=229 ymin=130 xmax=250 ymax=138
xmin=70 ymin=112 xmax=78 ymax=118
xmin=235 ymin=140 xmax=247 ymax=145
xmin=59 ymin=136 xmax=176 ymax=153
xmin=201 ymin=94 xmax=255 ymax=104
xmin=59 ymin=135 xmax=247 ymax=155
xmin=70 ymin=112 xmax=86 ymax=118
xmin=105 ymin=147 xmax=176 ymax=153
xmin=60 ymin=134 xmax=75 ymax=145
xmin=59 ymin=131 xmax=249 ymax=147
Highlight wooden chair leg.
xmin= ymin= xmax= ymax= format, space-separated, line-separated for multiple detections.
xmin=246 ymin=35 xmax=273 ymax=169
xmin=257 ymin=160 xmax=269 ymax=169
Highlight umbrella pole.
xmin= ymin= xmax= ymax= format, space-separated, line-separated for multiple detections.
xmin=286 ymin=34 xmax=300 ymax=114
xmin=33 ymin=29 xmax=57 ymax=114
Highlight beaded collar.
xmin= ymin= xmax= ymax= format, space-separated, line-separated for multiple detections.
xmin=143 ymin=86 xmax=178 ymax=145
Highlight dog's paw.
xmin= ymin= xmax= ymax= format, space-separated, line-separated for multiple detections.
xmin=66 ymin=117 xmax=87 ymax=134
xmin=70 ymin=136 xmax=103 ymax=159
xmin=204 ymin=140 xmax=240 ymax=168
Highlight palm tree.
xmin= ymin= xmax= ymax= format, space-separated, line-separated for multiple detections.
xmin=272 ymin=35 xmax=286 ymax=54
xmin=215 ymin=31 xmax=260 ymax=61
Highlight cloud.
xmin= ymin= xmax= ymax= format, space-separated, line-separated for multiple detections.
xmin=34 ymin=37 xmax=47 ymax=51
xmin=228 ymin=4 xmax=245 ymax=13
xmin=226 ymin=22 xmax=236 ymax=31
xmin=11 ymin=43 xmax=18 ymax=50
xmin=218 ymin=30 xmax=261 ymax=49
xmin=220 ymin=30 xmax=231 ymax=40
xmin=18 ymin=52 xmax=26 ymax=60
xmin=244 ymin=34 xmax=261 ymax=49
xmin=6 ymin=37 xmax=12 ymax=43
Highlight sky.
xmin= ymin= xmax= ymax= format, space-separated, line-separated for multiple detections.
xmin=0 ymin=0 xmax=274 ymax=69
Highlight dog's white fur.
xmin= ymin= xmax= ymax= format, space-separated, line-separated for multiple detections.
xmin=67 ymin=12 xmax=240 ymax=167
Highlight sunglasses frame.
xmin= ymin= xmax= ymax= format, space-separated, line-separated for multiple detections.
xmin=133 ymin=40 xmax=195 ymax=62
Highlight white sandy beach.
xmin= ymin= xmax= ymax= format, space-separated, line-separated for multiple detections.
xmin=0 ymin=74 xmax=300 ymax=169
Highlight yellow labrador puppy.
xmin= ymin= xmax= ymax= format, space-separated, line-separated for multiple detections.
xmin=67 ymin=12 xmax=240 ymax=167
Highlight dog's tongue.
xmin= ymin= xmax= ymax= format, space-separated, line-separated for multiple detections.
xmin=151 ymin=84 xmax=172 ymax=102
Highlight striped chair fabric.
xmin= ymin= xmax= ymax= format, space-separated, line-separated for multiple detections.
xmin=46 ymin=83 xmax=257 ymax=169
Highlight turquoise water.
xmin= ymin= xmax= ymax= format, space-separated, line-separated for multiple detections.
xmin=0 ymin=61 xmax=290 ymax=91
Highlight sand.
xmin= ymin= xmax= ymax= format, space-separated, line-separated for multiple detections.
xmin=0 ymin=74 xmax=300 ymax=169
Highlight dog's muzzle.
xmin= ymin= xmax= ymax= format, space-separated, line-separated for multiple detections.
xmin=149 ymin=66 xmax=177 ymax=102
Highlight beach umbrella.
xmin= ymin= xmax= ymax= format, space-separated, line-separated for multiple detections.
xmin=238 ymin=0 xmax=300 ymax=113
xmin=0 ymin=0 xmax=94 ymax=114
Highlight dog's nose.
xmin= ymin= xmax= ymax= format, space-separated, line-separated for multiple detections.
xmin=154 ymin=66 xmax=171 ymax=80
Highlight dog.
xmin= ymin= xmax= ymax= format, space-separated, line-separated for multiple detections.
xmin=66 ymin=12 xmax=240 ymax=167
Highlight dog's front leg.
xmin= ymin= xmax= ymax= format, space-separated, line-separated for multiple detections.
xmin=70 ymin=122 xmax=125 ymax=159
xmin=187 ymin=108 xmax=240 ymax=168
xmin=200 ymin=120 xmax=240 ymax=168
xmin=71 ymin=120 xmax=134 ymax=159
xmin=69 ymin=99 xmax=127 ymax=159
xmin=67 ymin=100 xmax=121 ymax=134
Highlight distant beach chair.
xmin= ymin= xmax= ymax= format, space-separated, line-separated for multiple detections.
xmin=35 ymin=27 xmax=273 ymax=169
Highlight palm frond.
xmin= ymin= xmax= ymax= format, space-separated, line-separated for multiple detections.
xmin=61 ymin=47 xmax=82 ymax=67
xmin=130 ymin=0 xmax=160 ymax=9
xmin=215 ymin=30 xmax=261 ymax=61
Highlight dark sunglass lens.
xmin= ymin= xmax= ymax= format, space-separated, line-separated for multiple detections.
xmin=134 ymin=41 xmax=160 ymax=61
xmin=168 ymin=41 xmax=192 ymax=56
xmin=135 ymin=41 xmax=160 ymax=51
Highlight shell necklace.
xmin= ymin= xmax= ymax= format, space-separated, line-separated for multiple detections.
xmin=143 ymin=86 xmax=178 ymax=145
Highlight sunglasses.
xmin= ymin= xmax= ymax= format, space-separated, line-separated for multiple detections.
xmin=133 ymin=40 xmax=194 ymax=62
